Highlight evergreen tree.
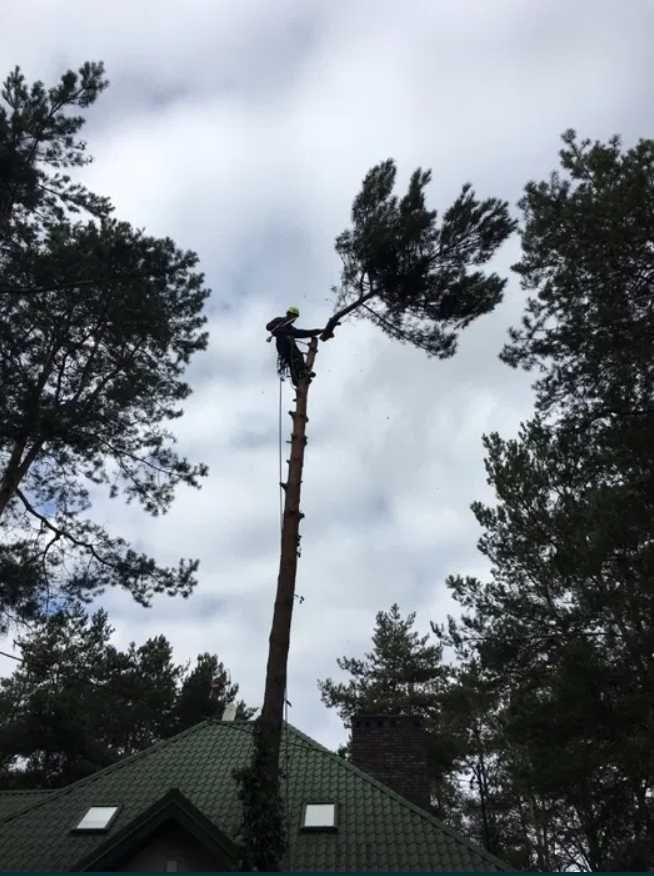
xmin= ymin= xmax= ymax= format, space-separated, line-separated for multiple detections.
xmin=323 ymin=159 xmax=516 ymax=353
xmin=0 ymin=604 xmax=251 ymax=788
xmin=319 ymin=603 xmax=448 ymax=721
xmin=444 ymin=421 xmax=654 ymax=870
xmin=0 ymin=62 xmax=110 ymax=239
xmin=0 ymin=604 xmax=123 ymax=786
xmin=436 ymin=661 xmax=522 ymax=864
xmin=444 ymin=132 xmax=654 ymax=871
xmin=502 ymin=130 xmax=654 ymax=427
xmin=0 ymin=62 xmax=210 ymax=626
xmin=100 ymin=634 xmax=183 ymax=758
xmin=318 ymin=604 xmax=462 ymax=822
xmin=245 ymin=157 xmax=517 ymax=870
xmin=174 ymin=652 xmax=254 ymax=731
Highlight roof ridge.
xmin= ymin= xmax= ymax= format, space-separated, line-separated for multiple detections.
xmin=0 ymin=719 xmax=216 ymax=826
xmin=283 ymin=722 xmax=508 ymax=871
xmin=279 ymin=721 xmax=332 ymax=753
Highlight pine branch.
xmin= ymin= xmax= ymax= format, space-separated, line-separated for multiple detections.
xmin=15 ymin=488 xmax=114 ymax=570
xmin=320 ymin=288 xmax=376 ymax=341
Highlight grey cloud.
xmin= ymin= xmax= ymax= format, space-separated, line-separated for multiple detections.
xmin=1 ymin=0 xmax=652 ymax=751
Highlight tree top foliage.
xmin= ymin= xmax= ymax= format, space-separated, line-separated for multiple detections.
xmin=441 ymin=130 xmax=654 ymax=871
xmin=0 ymin=603 xmax=253 ymax=788
xmin=0 ymin=62 xmax=210 ymax=623
xmin=326 ymin=159 xmax=516 ymax=356
xmin=0 ymin=61 xmax=111 ymax=239
xmin=503 ymin=129 xmax=654 ymax=422
xmin=318 ymin=603 xmax=449 ymax=725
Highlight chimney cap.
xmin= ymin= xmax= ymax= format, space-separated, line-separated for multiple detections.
xmin=221 ymin=701 xmax=237 ymax=722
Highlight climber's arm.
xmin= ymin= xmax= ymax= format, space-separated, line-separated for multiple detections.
xmin=288 ymin=327 xmax=322 ymax=338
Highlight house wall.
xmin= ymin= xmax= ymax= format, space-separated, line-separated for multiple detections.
xmin=113 ymin=822 xmax=226 ymax=872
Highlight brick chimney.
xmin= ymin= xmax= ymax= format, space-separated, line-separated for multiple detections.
xmin=350 ymin=714 xmax=430 ymax=810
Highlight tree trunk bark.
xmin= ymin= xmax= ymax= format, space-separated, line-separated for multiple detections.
xmin=0 ymin=436 xmax=29 ymax=519
xmin=260 ymin=336 xmax=319 ymax=767
xmin=0 ymin=437 xmax=42 ymax=520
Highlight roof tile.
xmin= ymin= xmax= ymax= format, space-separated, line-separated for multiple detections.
xmin=0 ymin=720 xmax=508 ymax=872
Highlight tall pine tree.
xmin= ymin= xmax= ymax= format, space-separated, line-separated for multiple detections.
xmin=444 ymin=132 xmax=654 ymax=871
xmin=319 ymin=604 xmax=462 ymax=822
xmin=241 ymin=156 xmax=517 ymax=871
xmin=0 ymin=62 xmax=210 ymax=626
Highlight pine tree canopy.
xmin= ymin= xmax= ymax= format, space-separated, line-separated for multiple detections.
xmin=441 ymin=132 xmax=654 ymax=871
xmin=0 ymin=61 xmax=111 ymax=238
xmin=0 ymin=603 xmax=253 ymax=789
xmin=318 ymin=604 xmax=464 ymax=823
xmin=328 ymin=159 xmax=516 ymax=356
xmin=503 ymin=130 xmax=654 ymax=424
xmin=0 ymin=63 xmax=210 ymax=625
xmin=318 ymin=603 xmax=449 ymax=723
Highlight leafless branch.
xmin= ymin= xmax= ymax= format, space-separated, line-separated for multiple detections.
xmin=320 ymin=288 xmax=377 ymax=341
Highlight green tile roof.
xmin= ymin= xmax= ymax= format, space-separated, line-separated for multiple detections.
xmin=0 ymin=789 xmax=54 ymax=820
xmin=0 ymin=720 xmax=508 ymax=872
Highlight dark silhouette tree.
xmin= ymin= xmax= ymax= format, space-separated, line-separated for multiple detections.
xmin=0 ymin=62 xmax=110 ymax=240
xmin=319 ymin=604 xmax=463 ymax=822
xmin=0 ymin=603 xmax=252 ymax=788
xmin=443 ymin=422 xmax=654 ymax=870
xmin=174 ymin=652 xmax=254 ymax=731
xmin=242 ymin=159 xmax=516 ymax=871
xmin=443 ymin=132 xmax=654 ymax=871
xmin=435 ymin=661 xmax=528 ymax=865
xmin=322 ymin=160 xmax=514 ymax=354
xmin=502 ymin=130 xmax=654 ymax=427
xmin=319 ymin=603 xmax=448 ymax=722
xmin=0 ymin=63 xmax=210 ymax=626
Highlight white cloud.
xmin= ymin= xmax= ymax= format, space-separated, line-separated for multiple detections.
xmin=1 ymin=0 xmax=653 ymax=752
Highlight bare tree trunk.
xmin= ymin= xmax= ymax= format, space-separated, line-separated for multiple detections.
xmin=0 ymin=436 xmax=29 ymax=518
xmin=237 ymin=338 xmax=319 ymax=870
xmin=260 ymin=336 xmax=318 ymax=753
xmin=0 ymin=437 xmax=42 ymax=520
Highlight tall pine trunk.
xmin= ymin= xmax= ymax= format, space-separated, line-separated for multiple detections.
xmin=0 ymin=436 xmax=38 ymax=519
xmin=238 ymin=337 xmax=318 ymax=871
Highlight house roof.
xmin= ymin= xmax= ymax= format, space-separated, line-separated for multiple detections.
xmin=0 ymin=720 xmax=508 ymax=872
xmin=0 ymin=789 xmax=55 ymax=820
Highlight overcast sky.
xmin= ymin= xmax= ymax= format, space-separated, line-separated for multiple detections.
xmin=1 ymin=0 xmax=653 ymax=751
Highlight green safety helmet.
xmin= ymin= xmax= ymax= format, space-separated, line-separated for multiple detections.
xmin=286 ymin=306 xmax=300 ymax=318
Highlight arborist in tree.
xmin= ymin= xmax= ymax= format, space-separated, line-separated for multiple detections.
xmin=266 ymin=306 xmax=322 ymax=386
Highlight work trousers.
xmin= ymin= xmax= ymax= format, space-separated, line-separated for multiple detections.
xmin=276 ymin=336 xmax=307 ymax=386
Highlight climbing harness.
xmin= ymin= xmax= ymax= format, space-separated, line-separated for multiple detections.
xmin=275 ymin=339 xmax=311 ymax=385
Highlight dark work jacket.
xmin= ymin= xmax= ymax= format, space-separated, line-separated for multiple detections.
xmin=266 ymin=316 xmax=319 ymax=357
xmin=266 ymin=316 xmax=320 ymax=339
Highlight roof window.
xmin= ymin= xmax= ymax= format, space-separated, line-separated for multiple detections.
xmin=73 ymin=805 xmax=119 ymax=832
xmin=301 ymin=802 xmax=337 ymax=831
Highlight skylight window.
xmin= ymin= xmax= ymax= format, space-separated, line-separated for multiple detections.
xmin=301 ymin=802 xmax=337 ymax=831
xmin=74 ymin=806 xmax=119 ymax=832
